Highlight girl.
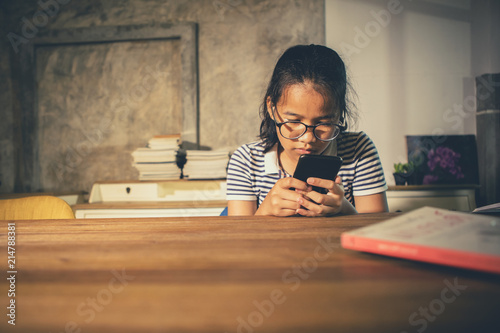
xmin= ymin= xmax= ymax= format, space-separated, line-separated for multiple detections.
xmin=226 ymin=44 xmax=388 ymax=216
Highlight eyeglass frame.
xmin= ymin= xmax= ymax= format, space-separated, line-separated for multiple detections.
xmin=270 ymin=106 xmax=345 ymax=142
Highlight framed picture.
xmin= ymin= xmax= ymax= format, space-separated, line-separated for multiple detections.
xmin=406 ymin=135 xmax=479 ymax=185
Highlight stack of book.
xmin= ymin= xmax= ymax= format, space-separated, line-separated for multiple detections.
xmin=132 ymin=135 xmax=182 ymax=180
xmin=182 ymin=150 xmax=230 ymax=180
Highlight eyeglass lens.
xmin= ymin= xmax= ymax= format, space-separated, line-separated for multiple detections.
xmin=280 ymin=122 xmax=339 ymax=141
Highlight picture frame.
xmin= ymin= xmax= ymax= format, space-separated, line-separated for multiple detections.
xmin=406 ymin=135 xmax=479 ymax=185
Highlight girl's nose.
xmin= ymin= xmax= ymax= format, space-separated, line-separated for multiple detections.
xmin=299 ymin=126 xmax=316 ymax=143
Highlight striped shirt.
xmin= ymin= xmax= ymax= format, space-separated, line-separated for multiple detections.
xmin=226 ymin=131 xmax=387 ymax=207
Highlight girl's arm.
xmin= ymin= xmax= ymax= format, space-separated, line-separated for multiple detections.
xmin=228 ymin=190 xmax=388 ymax=216
xmin=228 ymin=200 xmax=257 ymax=216
xmin=354 ymin=192 xmax=389 ymax=213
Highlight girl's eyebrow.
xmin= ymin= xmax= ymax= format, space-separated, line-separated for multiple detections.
xmin=281 ymin=111 xmax=301 ymax=118
xmin=282 ymin=111 xmax=334 ymax=121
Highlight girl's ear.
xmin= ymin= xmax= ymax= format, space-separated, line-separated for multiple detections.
xmin=339 ymin=109 xmax=346 ymax=126
xmin=266 ymin=97 xmax=274 ymax=119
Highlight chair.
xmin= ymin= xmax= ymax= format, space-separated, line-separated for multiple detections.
xmin=220 ymin=206 xmax=228 ymax=216
xmin=0 ymin=195 xmax=75 ymax=220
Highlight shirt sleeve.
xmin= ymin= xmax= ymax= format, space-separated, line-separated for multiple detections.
xmin=352 ymin=132 xmax=388 ymax=196
xmin=226 ymin=145 xmax=258 ymax=201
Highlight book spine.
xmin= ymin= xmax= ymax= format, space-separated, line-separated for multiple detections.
xmin=341 ymin=234 xmax=500 ymax=275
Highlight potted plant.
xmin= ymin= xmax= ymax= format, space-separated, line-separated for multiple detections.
xmin=393 ymin=162 xmax=416 ymax=185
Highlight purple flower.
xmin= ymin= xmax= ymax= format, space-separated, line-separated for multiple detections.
xmin=425 ymin=146 xmax=464 ymax=182
xmin=450 ymin=167 xmax=465 ymax=179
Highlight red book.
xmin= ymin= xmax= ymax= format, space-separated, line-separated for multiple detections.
xmin=341 ymin=207 xmax=500 ymax=274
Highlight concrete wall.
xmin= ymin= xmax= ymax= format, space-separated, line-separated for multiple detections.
xmin=0 ymin=0 xmax=325 ymax=193
xmin=325 ymin=0 xmax=499 ymax=204
xmin=326 ymin=0 xmax=474 ymax=186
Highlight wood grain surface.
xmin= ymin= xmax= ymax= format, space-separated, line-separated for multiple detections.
xmin=1 ymin=213 xmax=499 ymax=333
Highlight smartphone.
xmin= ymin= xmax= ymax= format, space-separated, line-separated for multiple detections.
xmin=293 ymin=155 xmax=343 ymax=194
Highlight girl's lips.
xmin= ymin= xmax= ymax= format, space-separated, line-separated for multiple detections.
xmin=295 ymin=148 xmax=314 ymax=155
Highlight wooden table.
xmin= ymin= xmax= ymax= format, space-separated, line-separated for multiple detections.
xmin=1 ymin=214 xmax=499 ymax=332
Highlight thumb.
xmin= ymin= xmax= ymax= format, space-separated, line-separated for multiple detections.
xmin=334 ymin=176 xmax=344 ymax=195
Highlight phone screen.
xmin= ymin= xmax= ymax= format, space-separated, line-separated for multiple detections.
xmin=293 ymin=155 xmax=343 ymax=194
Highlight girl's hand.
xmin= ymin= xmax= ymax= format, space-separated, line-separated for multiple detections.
xmin=255 ymin=177 xmax=312 ymax=216
xmin=295 ymin=176 xmax=345 ymax=217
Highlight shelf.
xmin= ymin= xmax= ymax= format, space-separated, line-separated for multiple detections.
xmin=386 ymin=185 xmax=478 ymax=212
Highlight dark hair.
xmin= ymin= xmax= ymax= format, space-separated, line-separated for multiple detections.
xmin=259 ymin=44 xmax=356 ymax=151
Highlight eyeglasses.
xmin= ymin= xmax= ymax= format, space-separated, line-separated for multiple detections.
xmin=271 ymin=106 xmax=345 ymax=142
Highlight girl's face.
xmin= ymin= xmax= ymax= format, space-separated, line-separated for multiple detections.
xmin=268 ymin=83 xmax=338 ymax=172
